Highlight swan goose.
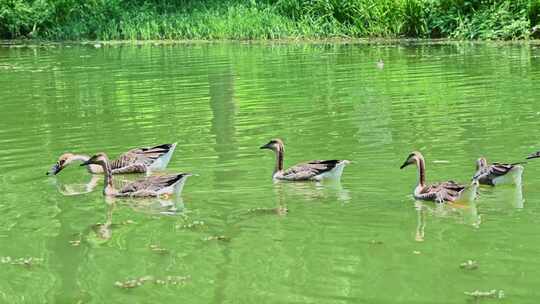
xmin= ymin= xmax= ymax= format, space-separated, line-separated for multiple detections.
xmin=400 ymin=151 xmax=476 ymax=203
xmin=47 ymin=143 xmax=177 ymax=175
xmin=80 ymin=152 xmax=191 ymax=198
xmin=260 ymin=138 xmax=349 ymax=181
xmin=473 ymin=157 xmax=524 ymax=186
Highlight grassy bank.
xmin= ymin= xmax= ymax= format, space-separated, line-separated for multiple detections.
xmin=1 ymin=0 xmax=539 ymax=40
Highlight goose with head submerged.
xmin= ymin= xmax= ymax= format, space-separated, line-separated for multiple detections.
xmin=473 ymin=157 xmax=524 ymax=186
xmin=47 ymin=143 xmax=177 ymax=176
xmin=260 ymin=138 xmax=350 ymax=181
xmin=80 ymin=153 xmax=191 ymax=198
xmin=400 ymin=151 xmax=477 ymax=203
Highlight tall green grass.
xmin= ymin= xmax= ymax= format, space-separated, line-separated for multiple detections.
xmin=1 ymin=0 xmax=539 ymax=40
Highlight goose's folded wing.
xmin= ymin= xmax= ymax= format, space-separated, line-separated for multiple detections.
xmin=111 ymin=163 xmax=147 ymax=174
xmin=282 ymin=160 xmax=341 ymax=180
xmin=119 ymin=174 xmax=187 ymax=194
xmin=117 ymin=144 xmax=176 ymax=168
xmin=489 ymin=163 xmax=517 ymax=176
xmin=110 ymin=151 xmax=141 ymax=169
xmin=420 ymin=181 xmax=465 ymax=202
xmin=131 ymin=144 xmax=175 ymax=161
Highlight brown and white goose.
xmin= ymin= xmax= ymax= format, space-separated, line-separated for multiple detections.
xmin=47 ymin=143 xmax=177 ymax=176
xmin=260 ymin=139 xmax=350 ymax=181
xmin=473 ymin=157 xmax=524 ymax=186
xmin=80 ymin=153 xmax=191 ymax=198
xmin=400 ymin=151 xmax=476 ymax=203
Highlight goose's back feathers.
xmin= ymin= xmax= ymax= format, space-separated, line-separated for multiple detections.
xmin=111 ymin=143 xmax=177 ymax=173
xmin=118 ymin=173 xmax=191 ymax=197
xmin=474 ymin=162 xmax=524 ymax=185
xmin=417 ymin=181 xmax=466 ymax=203
xmin=278 ymin=160 xmax=348 ymax=181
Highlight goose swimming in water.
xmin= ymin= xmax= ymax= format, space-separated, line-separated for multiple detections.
xmin=80 ymin=153 xmax=191 ymax=198
xmin=400 ymin=151 xmax=476 ymax=203
xmin=47 ymin=143 xmax=177 ymax=176
xmin=260 ymin=138 xmax=349 ymax=181
xmin=473 ymin=157 xmax=524 ymax=186
xmin=526 ymin=150 xmax=540 ymax=161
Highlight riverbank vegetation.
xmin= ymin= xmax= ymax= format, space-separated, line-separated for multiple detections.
xmin=1 ymin=0 xmax=539 ymax=40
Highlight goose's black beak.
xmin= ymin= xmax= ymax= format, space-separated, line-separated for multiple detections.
xmin=260 ymin=143 xmax=272 ymax=150
xmin=46 ymin=163 xmax=61 ymax=176
xmin=526 ymin=151 xmax=540 ymax=160
xmin=400 ymin=160 xmax=411 ymax=169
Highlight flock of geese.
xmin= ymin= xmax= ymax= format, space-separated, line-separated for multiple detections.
xmin=47 ymin=139 xmax=540 ymax=204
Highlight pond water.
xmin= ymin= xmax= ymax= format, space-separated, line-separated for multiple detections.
xmin=1 ymin=41 xmax=540 ymax=303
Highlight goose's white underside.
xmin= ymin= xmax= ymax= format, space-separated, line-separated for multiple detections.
xmin=158 ymin=176 xmax=189 ymax=195
xmin=492 ymin=165 xmax=524 ymax=186
xmin=314 ymin=161 xmax=349 ymax=181
xmin=149 ymin=143 xmax=177 ymax=171
xmin=461 ymin=182 xmax=478 ymax=203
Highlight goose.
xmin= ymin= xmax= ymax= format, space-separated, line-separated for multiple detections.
xmin=259 ymin=138 xmax=349 ymax=181
xmin=473 ymin=157 xmax=524 ymax=186
xmin=526 ymin=150 xmax=540 ymax=160
xmin=400 ymin=151 xmax=476 ymax=203
xmin=47 ymin=143 xmax=177 ymax=176
xmin=80 ymin=153 xmax=191 ymax=198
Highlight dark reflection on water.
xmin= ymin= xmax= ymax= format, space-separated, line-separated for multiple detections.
xmin=1 ymin=42 xmax=540 ymax=303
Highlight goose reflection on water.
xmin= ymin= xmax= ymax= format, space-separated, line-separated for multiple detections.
xmin=412 ymin=175 xmax=525 ymax=242
xmin=87 ymin=196 xmax=186 ymax=244
xmin=475 ymin=181 xmax=524 ymax=209
xmin=273 ymin=179 xmax=351 ymax=203
xmin=413 ymin=199 xmax=482 ymax=242
xmin=50 ymin=174 xmax=134 ymax=196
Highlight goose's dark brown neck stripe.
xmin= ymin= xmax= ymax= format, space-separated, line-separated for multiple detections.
xmin=275 ymin=144 xmax=284 ymax=173
xmin=416 ymin=155 xmax=426 ymax=187
xmin=103 ymin=162 xmax=113 ymax=189
xmin=96 ymin=155 xmax=116 ymax=195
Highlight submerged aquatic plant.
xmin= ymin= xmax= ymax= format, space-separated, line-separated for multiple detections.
xmin=464 ymin=289 xmax=504 ymax=299
xmin=0 ymin=256 xmax=43 ymax=267
xmin=114 ymin=275 xmax=190 ymax=289
xmin=177 ymin=220 xmax=207 ymax=230
xmin=460 ymin=260 xmax=478 ymax=270
xmin=149 ymin=244 xmax=169 ymax=254
xmin=204 ymin=235 xmax=231 ymax=242
xmin=245 ymin=206 xmax=289 ymax=215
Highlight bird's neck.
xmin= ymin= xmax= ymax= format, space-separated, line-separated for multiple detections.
xmin=71 ymin=154 xmax=90 ymax=162
xmin=97 ymin=159 xmax=116 ymax=196
xmin=274 ymin=146 xmax=284 ymax=175
xmin=416 ymin=157 xmax=426 ymax=187
xmin=72 ymin=154 xmax=101 ymax=174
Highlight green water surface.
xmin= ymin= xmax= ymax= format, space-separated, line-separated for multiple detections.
xmin=1 ymin=41 xmax=540 ymax=303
